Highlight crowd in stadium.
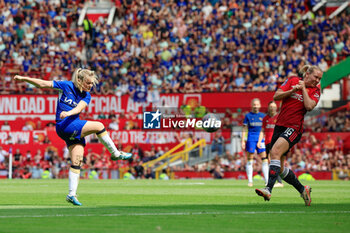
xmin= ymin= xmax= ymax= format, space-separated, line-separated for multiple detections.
xmin=0 ymin=0 xmax=350 ymax=179
xmin=309 ymin=108 xmax=350 ymax=132
xmin=0 ymin=0 xmax=350 ymax=97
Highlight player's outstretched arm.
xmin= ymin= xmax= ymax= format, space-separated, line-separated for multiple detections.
xmin=14 ymin=75 xmax=53 ymax=89
xmin=60 ymin=101 xmax=88 ymax=119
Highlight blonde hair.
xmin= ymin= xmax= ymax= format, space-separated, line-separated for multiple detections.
xmin=299 ymin=65 xmax=322 ymax=78
xmin=72 ymin=68 xmax=99 ymax=92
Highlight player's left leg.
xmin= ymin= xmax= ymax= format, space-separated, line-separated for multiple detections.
xmin=280 ymin=163 xmax=311 ymax=206
xmin=81 ymin=121 xmax=132 ymax=160
xmin=66 ymin=144 xmax=84 ymax=206
xmin=256 ymin=138 xmax=287 ymax=201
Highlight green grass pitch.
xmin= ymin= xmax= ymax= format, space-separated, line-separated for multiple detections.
xmin=0 ymin=179 xmax=349 ymax=233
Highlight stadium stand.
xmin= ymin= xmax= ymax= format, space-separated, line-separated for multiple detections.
xmin=0 ymin=0 xmax=349 ymax=96
xmin=0 ymin=0 xmax=350 ymax=179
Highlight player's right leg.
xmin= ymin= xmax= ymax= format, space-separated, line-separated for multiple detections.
xmin=66 ymin=144 xmax=84 ymax=206
xmin=256 ymin=137 xmax=289 ymax=201
xmin=274 ymin=155 xmax=284 ymax=187
xmin=245 ymin=148 xmax=254 ymax=187
xmin=258 ymin=151 xmax=269 ymax=185
xmin=265 ymin=138 xmax=289 ymax=192
xmin=81 ymin=121 xmax=132 ymax=160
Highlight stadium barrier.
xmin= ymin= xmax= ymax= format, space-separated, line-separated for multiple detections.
xmin=0 ymin=166 xmax=336 ymax=180
xmin=173 ymin=171 xmax=333 ymax=180
xmin=332 ymin=169 xmax=350 ymax=180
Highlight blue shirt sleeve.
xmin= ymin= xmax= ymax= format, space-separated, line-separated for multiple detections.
xmin=53 ymin=80 xmax=68 ymax=91
xmin=82 ymin=92 xmax=91 ymax=105
xmin=243 ymin=114 xmax=249 ymax=126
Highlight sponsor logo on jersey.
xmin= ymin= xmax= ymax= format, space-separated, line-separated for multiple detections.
xmin=250 ymin=122 xmax=263 ymax=126
xmin=291 ymin=93 xmax=303 ymax=102
xmin=63 ymin=97 xmax=78 ymax=107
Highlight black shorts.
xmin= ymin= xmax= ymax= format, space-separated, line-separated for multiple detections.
xmin=270 ymin=125 xmax=302 ymax=155
xmin=265 ymin=143 xmax=271 ymax=156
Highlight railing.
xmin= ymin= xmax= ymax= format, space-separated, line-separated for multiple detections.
xmin=153 ymin=139 xmax=206 ymax=179
xmin=142 ymin=138 xmax=192 ymax=170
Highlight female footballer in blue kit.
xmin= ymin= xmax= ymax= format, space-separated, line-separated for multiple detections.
xmin=14 ymin=68 xmax=132 ymax=206
xmin=241 ymin=98 xmax=269 ymax=187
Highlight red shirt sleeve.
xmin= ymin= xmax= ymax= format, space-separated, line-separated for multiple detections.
xmin=262 ymin=116 xmax=267 ymax=129
xmin=309 ymin=87 xmax=321 ymax=104
xmin=279 ymin=77 xmax=294 ymax=91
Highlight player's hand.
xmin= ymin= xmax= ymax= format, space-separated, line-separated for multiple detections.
xmin=292 ymin=84 xmax=302 ymax=92
xmin=14 ymin=75 xmax=24 ymax=81
xmin=241 ymin=141 xmax=246 ymax=150
xmin=60 ymin=111 xmax=71 ymax=119
xmin=257 ymin=142 xmax=262 ymax=149
xmin=298 ymin=80 xmax=306 ymax=89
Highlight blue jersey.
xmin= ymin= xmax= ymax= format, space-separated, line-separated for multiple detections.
xmin=53 ymin=81 xmax=91 ymax=122
xmin=53 ymin=81 xmax=91 ymax=147
xmin=243 ymin=112 xmax=265 ymax=141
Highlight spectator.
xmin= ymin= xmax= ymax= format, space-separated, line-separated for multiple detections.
xmin=2 ymin=0 xmax=348 ymax=96
xmin=134 ymin=160 xmax=144 ymax=179
xmin=1 ymin=121 xmax=11 ymax=131
xmin=0 ymin=146 xmax=8 ymax=164
xmin=5 ymin=135 xmax=14 ymax=145
xmin=108 ymin=118 xmax=119 ymax=131
xmin=323 ymin=134 xmax=335 ymax=152
xmin=211 ymin=165 xmax=224 ymax=179
xmin=41 ymin=167 xmax=52 ymax=179
xmin=145 ymin=167 xmax=155 ymax=179
xmin=43 ymin=136 xmax=51 ymax=144
xmin=22 ymin=121 xmax=34 ymax=131
xmin=19 ymin=166 xmax=32 ymax=179
xmin=211 ymin=132 xmax=225 ymax=156
xmin=159 ymin=169 xmax=169 ymax=180
xmin=31 ymin=164 xmax=43 ymax=179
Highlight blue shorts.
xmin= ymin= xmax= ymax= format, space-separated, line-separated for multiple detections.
xmin=246 ymin=140 xmax=266 ymax=154
xmin=56 ymin=119 xmax=87 ymax=147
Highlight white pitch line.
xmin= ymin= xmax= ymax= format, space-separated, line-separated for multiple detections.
xmin=0 ymin=210 xmax=350 ymax=218
xmin=173 ymin=182 xmax=205 ymax=185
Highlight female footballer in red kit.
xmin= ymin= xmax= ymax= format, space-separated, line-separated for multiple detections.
xmin=255 ymin=65 xmax=323 ymax=206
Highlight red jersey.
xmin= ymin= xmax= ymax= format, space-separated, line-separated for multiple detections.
xmin=262 ymin=113 xmax=278 ymax=144
xmin=277 ymin=76 xmax=320 ymax=132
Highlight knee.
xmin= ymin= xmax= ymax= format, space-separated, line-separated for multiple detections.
xmin=71 ymin=154 xmax=83 ymax=166
xmin=97 ymin=122 xmax=105 ymax=131
xmin=247 ymin=153 xmax=253 ymax=160
xmin=270 ymin=147 xmax=281 ymax=160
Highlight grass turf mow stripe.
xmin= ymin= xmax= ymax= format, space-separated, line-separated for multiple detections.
xmin=0 ymin=180 xmax=349 ymax=233
xmin=0 ymin=210 xmax=350 ymax=218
